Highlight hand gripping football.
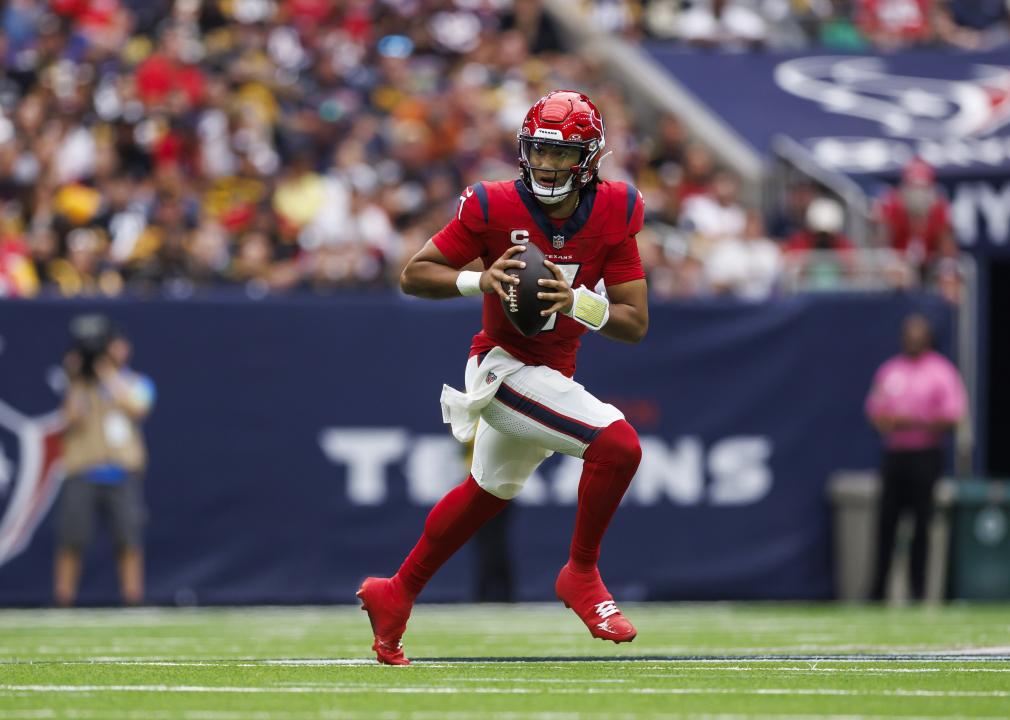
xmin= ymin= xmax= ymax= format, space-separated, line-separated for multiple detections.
xmin=501 ymin=242 xmax=554 ymax=337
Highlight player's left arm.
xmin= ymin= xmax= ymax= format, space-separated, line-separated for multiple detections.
xmin=597 ymin=183 xmax=648 ymax=342
xmin=599 ymin=278 xmax=648 ymax=344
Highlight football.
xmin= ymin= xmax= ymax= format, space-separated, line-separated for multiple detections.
xmin=501 ymin=242 xmax=554 ymax=337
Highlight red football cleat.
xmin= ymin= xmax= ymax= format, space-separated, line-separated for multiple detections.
xmin=555 ymin=563 xmax=637 ymax=643
xmin=356 ymin=577 xmax=414 ymax=665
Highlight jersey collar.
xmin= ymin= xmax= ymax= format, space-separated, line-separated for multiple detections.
xmin=514 ymin=180 xmax=597 ymax=250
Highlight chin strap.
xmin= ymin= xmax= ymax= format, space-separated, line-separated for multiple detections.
xmin=530 ymin=183 xmax=574 ymax=204
xmin=529 ymin=170 xmax=576 ymax=204
xmin=564 ymin=285 xmax=610 ymax=331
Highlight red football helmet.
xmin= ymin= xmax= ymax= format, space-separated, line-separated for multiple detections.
xmin=518 ymin=90 xmax=606 ymax=204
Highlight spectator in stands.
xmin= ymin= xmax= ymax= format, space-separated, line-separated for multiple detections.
xmin=676 ymin=143 xmax=717 ymax=208
xmin=647 ymin=115 xmax=689 ymax=175
xmin=641 ymin=115 xmax=689 ymax=222
xmin=704 ymin=213 xmax=782 ymax=300
xmin=26 ymin=227 xmax=60 ymax=292
xmin=783 ymin=197 xmax=855 ymax=289
xmin=50 ymin=227 xmax=124 ymax=297
xmin=231 ymin=229 xmax=283 ymax=297
xmin=185 ymin=220 xmax=231 ymax=289
xmin=935 ymin=0 xmax=1010 ymax=49
xmin=94 ymin=173 xmax=150 ymax=267
xmin=865 ymin=313 xmax=967 ymax=602
xmin=680 ymin=169 xmax=747 ymax=253
xmin=676 ymin=0 xmax=769 ymax=49
xmin=768 ymin=179 xmax=818 ymax=240
xmin=501 ymin=0 xmax=565 ymax=53
xmin=128 ymin=226 xmax=194 ymax=295
xmin=874 ymin=158 xmax=955 ymax=282
xmin=818 ymin=0 xmax=872 ymax=49
xmin=0 ymin=201 xmax=36 ymax=297
xmin=134 ymin=24 xmax=205 ymax=110
xmin=641 ymin=224 xmax=708 ymax=299
xmin=55 ymin=316 xmax=155 ymax=606
xmin=856 ymin=0 xmax=935 ymax=49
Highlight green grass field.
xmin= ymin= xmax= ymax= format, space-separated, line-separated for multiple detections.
xmin=2 ymin=603 xmax=1010 ymax=719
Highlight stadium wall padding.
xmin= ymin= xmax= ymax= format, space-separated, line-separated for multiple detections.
xmin=0 ymin=292 xmax=954 ymax=604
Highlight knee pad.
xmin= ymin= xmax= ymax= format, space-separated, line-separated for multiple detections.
xmin=584 ymin=419 xmax=642 ymax=472
xmin=472 ymin=471 xmax=526 ymax=501
xmin=470 ymin=421 xmax=552 ymax=501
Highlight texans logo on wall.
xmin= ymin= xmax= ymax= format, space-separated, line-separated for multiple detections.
xmin=646 ymin=47 xmax=1010 ymax=252
xmin=648 ymin=48 xmax=1010 ymax=176
xmin=776 ymin=56 xmax=1010 ymax=174
xmin=0 ymin=400 xmax=64 ymax=569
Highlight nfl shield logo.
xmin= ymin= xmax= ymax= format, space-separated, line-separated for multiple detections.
xmin=552 ymin=234 xmax=565 ymax=249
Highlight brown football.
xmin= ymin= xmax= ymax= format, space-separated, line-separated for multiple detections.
xmin=501 ymin=242 xmax=554 ymax=337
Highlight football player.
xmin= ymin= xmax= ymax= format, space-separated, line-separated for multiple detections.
xmin=358 ymin=90 xmax=648 ymax=665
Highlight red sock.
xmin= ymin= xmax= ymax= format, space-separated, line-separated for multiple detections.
xmin=569 ymin=420 xmax=642 ymax=571
xmin=395 ymin=475 xmax=508 ymax=598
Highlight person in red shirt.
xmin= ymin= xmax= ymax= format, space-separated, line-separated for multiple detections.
xmin=134 ymin=26 xmax=205 ymax=110
xmin=0 ymin=230 xmax=37 ymax=297
xmin=874 ymin=158 xmax=956 ymax=279
xmin=857 ymin=0 xmax=935 ymax=48
xmin=357 ymin=91 xmax=649 ymax=665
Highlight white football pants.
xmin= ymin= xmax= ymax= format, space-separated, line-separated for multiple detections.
xmin=463 ymin=353 xmax=625 ymax=500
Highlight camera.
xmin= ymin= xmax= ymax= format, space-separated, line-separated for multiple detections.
xmin=68 ymin=314 xmax=115 ymax=379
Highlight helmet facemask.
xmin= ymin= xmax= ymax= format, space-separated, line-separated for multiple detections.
xmin=519 ymin=136 xmax=602 ymax=205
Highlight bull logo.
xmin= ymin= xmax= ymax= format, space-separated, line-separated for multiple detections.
xmin=0 ymin=400 xmax=64 ymax=569
xmin=775 ymin=56 xmax=1010 ymax=140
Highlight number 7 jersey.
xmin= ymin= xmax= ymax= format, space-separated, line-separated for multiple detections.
xmin=432 ymin=179 xmax=646 ymax=377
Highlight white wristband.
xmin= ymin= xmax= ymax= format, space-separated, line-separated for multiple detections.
xmin=456 ymin=270 xmax=483 ymax=297
xmin=563 ymin=286 xmax=610 ymax=331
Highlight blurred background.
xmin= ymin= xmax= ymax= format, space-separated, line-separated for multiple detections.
xmin=0 ymin=0 xmax=1007 ymax=607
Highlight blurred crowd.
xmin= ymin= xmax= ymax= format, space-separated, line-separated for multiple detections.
xmin=0 ymin=0 xmax=963 ymax=302
xmin=593 ymin=0 xmax=1010 ymax=52
xmin=638 ymin=150 xmax=960 ymax=302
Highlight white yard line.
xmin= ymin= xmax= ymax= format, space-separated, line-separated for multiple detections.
xmin=2 ymin=712 xmax=1010 ymax=720
xmin=636 ymin=666 xmax=1010 ymax=673
xmin=2 ymin=684 xmax=1009 ymax=698
xmin=0 ymin=714 xmax=1001 ymax=720
xmin=6 ymin=656 xmax=1010 ymax=668
xmin=0 ymin=706 xmax=1001 ymax=720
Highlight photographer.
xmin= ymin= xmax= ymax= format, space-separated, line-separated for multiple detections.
xmin=54 ymin=315 xmax=155 ymax=607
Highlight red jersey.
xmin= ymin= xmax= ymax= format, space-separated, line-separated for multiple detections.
xmin=874 ymin=189 xmax=951 ymax=264
xmin=432 ymin=179 xmax=645 ymax=377
xmin=857 ymin=0 xmax=931 ymax=40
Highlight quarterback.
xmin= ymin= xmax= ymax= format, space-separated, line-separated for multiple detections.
xmin=358 ymin=90 xmax=649 ymax=665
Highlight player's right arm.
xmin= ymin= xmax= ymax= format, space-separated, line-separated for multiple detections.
xmin=400 ymin=241 xmax=526 ymax=301
xmin=400 ymin=183 xmax=526 ymax=301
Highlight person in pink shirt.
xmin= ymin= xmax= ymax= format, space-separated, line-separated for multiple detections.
xmin=865 ymin=313 xmax=967 ymax=601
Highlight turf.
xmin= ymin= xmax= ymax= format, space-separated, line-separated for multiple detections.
xmin=2 ymin=603 xmax=1010 ymax=719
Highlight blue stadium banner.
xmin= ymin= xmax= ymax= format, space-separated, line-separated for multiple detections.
xmin=649 ymin=48 xmax=1010 ymax=255
xmin=0 ymin=294 xmax=953 ymax=604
